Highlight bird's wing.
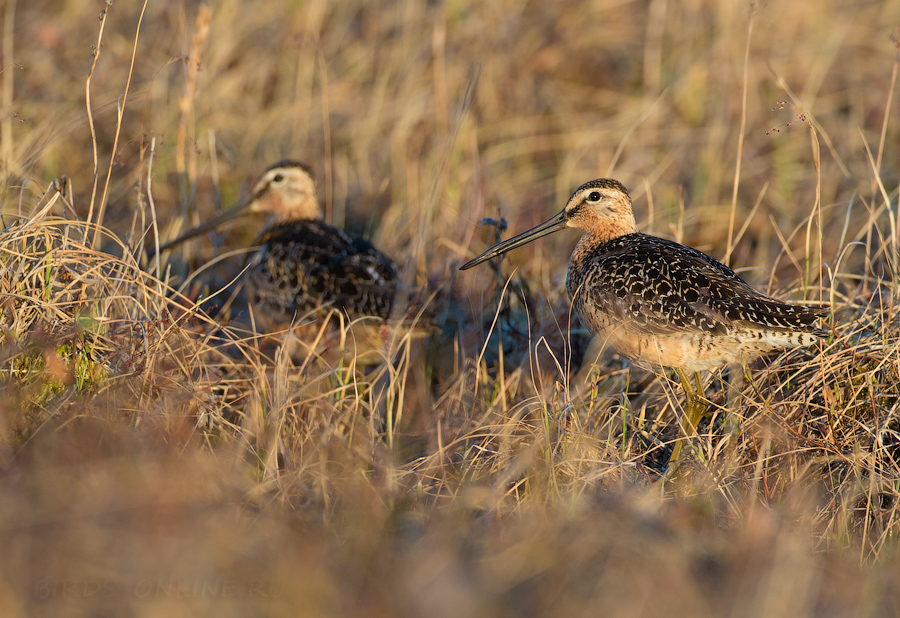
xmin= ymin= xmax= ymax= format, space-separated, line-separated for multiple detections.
xmin=581 ymin=234 xmax=822 ymax=336
xmin=249 ymin=220 xmax=399 ymax=320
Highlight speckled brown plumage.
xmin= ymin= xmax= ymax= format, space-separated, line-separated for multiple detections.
xmin=247 ymin=218 xmax=398 ymax=324
xmin=462 ymin=177 xmax=826 ymax=373
xmin=461 ymin=177 xmax=827 ymax=465
xmin=154 ymin=160 xmax=399 ymax=324
xmin=566 ymin=230 xmax=826 ymax=373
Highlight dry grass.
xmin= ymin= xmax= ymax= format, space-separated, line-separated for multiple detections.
xmin=1 ymin=0 xmax=900 ymax=616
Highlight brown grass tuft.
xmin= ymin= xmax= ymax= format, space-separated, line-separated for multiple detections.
xmin=2 ymin=0 xmax=900 ymax=615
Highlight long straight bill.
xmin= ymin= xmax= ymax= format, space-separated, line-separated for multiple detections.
xmin=460 ymin=209 xmax=568 ymax=270
xmin=148 ymin=194 xmax=253 ymax=257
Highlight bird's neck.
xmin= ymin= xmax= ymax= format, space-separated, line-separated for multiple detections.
xmin=577 ymin=216 xmax=639 ymax=247
xmin=266 ymin=208 xmax=321 ymax=228
xmin=571 ymin=224 xmax=638 ymax=264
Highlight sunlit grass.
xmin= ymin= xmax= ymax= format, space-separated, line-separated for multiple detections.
xmin=1 ymin=0 xmax=899 ymax=615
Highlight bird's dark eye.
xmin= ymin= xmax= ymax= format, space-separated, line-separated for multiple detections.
xmin=588 ymin=191 xmax=601 ymax=202
xmin=273 ymin=174 xmax=284 ymax=182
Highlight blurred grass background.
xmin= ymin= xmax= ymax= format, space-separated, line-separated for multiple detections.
xmin=1 ymin=0 xmax=899 ymax=616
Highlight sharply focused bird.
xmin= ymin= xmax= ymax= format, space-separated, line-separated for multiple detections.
xmin=152 ymin=160 xmax=401 ymax=330
xmin=461 ymin=178 xmax=827 ymax=463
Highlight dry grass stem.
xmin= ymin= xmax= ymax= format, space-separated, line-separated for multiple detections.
xmin=2 ymin=1 xmax=900 ymax=615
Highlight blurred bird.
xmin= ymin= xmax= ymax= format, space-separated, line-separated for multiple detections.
xmin=461 ymin=178 xmax=827 ymax=465
xmin=152 ymin=160 xmax=403 ymax=331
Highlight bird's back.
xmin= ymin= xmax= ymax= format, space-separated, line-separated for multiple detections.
xmin=567 ymin=233 xmax=826 ymax=371
xmin=246 ymin=219 xmax=399 ymax=325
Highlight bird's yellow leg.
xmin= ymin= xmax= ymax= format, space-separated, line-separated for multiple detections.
xmin=669 ymin=368 xmax=707 ymax=464
xmin=693 ymin=372 xmax=704 ymax=401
